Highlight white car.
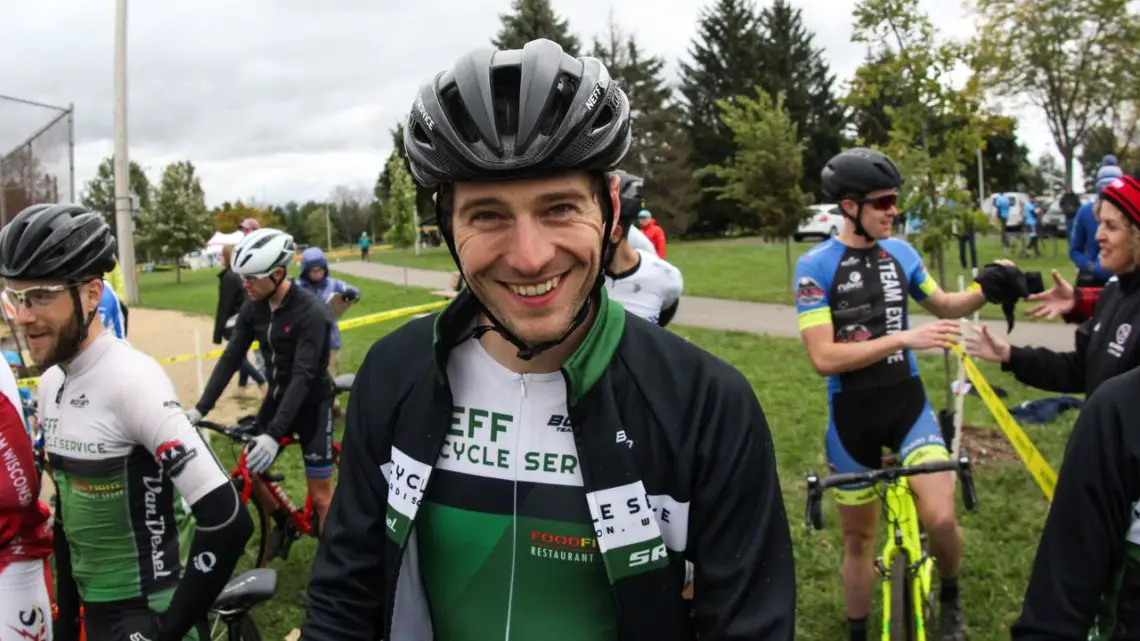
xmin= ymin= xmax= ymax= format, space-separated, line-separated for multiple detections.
xmin=794 ymin=204 xmax=843 ymax=242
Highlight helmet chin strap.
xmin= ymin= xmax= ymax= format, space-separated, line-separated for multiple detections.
xmin=56 ymin=287 xmax=99 ymax=367
xmin=843 ymin=201 xmax=877 ymax=243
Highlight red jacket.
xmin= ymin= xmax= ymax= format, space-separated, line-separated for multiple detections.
xmin=641 ymin=218 xmax=667 ymax=258
xmin=0 ymin=391 xmax=52 ymax=575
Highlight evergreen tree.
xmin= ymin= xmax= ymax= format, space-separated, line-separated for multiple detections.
xmin=134 ymin=161 xmax=211 ymax=284
xmin=679 ymin=0 xmax=768 ymax=235
xmin=755 ymin=0 xmax=846 ymax=199
xmin=493 ymin=0 xmax=580 ymax=54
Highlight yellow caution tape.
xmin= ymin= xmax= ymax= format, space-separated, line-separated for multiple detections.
xmin=15 ymin=299 xmax=450 ymax=389
xmin=949 ymin=343 xmax=1057 ymax=501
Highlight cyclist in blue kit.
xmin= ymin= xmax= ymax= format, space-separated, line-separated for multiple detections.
xmin=794 ymin=148 xmax=1020 ymax=641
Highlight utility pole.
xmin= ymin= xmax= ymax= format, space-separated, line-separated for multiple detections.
xmin=113 ymin=0 xmax=138 ymax=304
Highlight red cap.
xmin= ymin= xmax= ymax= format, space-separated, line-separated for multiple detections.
xmin=1101 ymin=175 xmax=1140 ymax=227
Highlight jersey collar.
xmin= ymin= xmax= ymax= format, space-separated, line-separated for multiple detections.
xmin=431 ymin=287 xmax=626 ymax=406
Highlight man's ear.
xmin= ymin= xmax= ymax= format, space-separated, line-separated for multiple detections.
xmin=85 ymin=279 xmax=104 ymax=311
xmin=610 ymin=223 xmax=625 ymax=244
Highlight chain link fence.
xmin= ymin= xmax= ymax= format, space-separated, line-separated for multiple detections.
xmin=0 ymin=94 xmax=75 ymax=229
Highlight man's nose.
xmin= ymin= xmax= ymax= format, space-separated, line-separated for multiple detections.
xmin=504 ymin=216 xmax=556 ymax=275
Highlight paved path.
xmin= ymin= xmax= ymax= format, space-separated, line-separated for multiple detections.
xmin=331 ymin=261 xmax=1077 ymax=352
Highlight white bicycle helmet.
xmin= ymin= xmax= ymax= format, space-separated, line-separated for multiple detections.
xmin=231 ymin=228 xmax=295 ymax=278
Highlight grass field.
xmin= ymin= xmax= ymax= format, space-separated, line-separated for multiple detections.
xmin=137 ymin=267 xmax=1074 ymax=640
xmin=368 ymin=233 xmax=1076 ymax=322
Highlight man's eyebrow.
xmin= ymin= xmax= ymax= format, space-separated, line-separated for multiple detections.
xmin=534 ymin=190 xmax=591 ymax=204
xmin=456 ymin=196 xmax=508 ymax=214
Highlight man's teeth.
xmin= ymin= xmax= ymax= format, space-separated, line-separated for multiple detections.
xmin=508 ymin=276 xmax=560 ymax=297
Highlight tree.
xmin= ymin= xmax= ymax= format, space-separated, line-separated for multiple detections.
xmin=1 ymin=147 xmax=60 ymax=223
xmin=375 ymin=121 xmax=435 ymax=227
xmin=80 ymin=156 xmax=151 ymax=240
xmin=755 ymin=0 xmax=847 ymax=199
xmin=971 ymin=0 xmax=1140 ymax=190
xmin=492 ymin=0 xmax=580 ymax=54
xmin=1022 ymin=152 xmax=1063 ymax=194
xmin=329 ymin=183 xmax=373 ymax=243
xmin=695 ymin=89 xmax=810 ymax=285
xmin=847 ymin=0 xmax=993 ymax=410
xmin=679 ymin=0 xmax=769 ymax=235
xmin=383 ymin=154 xmax=418 ymax=248
xmin=964 ymin=116 xmax=1034 ymax=198
xmin=135 ymin=161 xmax=212 ymax=284
xmin=590 ymin=16 xmax=700 ymax=235
xmin=303 ymin=206 xmax=339 ymax=250
xmin=213 ymin=200 xmax=279 ymax=233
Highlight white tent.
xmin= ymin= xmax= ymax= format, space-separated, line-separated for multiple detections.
xmin=204 ymin=230 xmax=243 ymax=255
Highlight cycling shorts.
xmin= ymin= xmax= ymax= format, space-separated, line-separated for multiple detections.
xmin=0 ymin=559 xmax=52 ymax=641
xmin=84 ymin=590 xmax=207 ymax=640
xmin=825 ymin=377 xmax=949 ymax=506
xmin=257 ymin=395 xmax=335 ymax=479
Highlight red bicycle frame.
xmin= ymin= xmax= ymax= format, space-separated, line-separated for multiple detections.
xmin=229 ymin=436 xmax=341 ymax=536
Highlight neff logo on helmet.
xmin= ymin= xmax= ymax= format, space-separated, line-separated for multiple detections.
xmin=585 ymin=76 xmax=610 ymax=111
xmin=416 ymin=97 xmax=435 ymax=132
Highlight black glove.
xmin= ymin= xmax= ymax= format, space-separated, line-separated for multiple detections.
xmin=973 ymin=262 xmax=1030 ymax=333
xmin=343 ymin=290 xmax=360 ymax=303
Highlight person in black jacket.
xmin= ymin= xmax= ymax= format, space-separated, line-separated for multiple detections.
xmin=188 ymin=229 xmax=336 ymax=534
xmin=1011 ymin=365 xmax=1140 ymax=639
xmin=299 ymin=39 xmax=795 ymax=641
xmin=966 ymin=174 xmax=1140 ymax=398
xmin=212 ymin=244 xmax=265 ymax=388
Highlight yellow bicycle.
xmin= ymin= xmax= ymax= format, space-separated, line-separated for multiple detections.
xmin=805 ymin=453 xmax=978 ymax=641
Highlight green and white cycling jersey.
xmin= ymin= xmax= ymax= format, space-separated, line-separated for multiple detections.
xmin=415 ymin=338 xmax=619 ymax=641
xmin=39 ymin=331 xmax=230 ymax=603
xmin=604 ymin=250 xmax=683 ymax=325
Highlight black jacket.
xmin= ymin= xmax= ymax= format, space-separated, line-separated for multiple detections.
xmin=300 ymin=290 xmax=795 ymax=641
xmin=1012 ymin=367 xmax=1140 ymax=640
xmin=1003 ymin=270 xmax=1140 ymax=397
xmin=196 ymin=281 xmax=333 ymax=439
xmin=212 ymin=268 xmax=246 ymax=345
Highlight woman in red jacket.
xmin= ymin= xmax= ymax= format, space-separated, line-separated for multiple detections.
xmin=0 ymin=361 xmax=53 ymax=640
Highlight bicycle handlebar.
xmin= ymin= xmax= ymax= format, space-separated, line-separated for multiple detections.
xmin=803 ymin=454 xmax=978 ymax=531
xmin=194 ymin=419 xmax=297 ymax=447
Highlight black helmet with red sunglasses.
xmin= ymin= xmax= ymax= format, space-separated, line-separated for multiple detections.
xmin=821 ymin=148 xmax=904 ymax=241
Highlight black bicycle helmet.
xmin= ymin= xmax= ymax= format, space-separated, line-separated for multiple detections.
xmin=403 ymin=38 xmax=631 ymax=188
xmin=821 ymin=148 xmax=903 ymax=241
xmin=402 ymin=38 xmax=632 ymax=361
xmin=612 ymin=169 xmax=644 ymax=221
xmin=0 ymin=203 xmax=118 ymax=362
xmin=0 ymin=203 xmax=117 ymax=281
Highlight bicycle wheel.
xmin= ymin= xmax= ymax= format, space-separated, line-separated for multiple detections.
xmin=889 ymin=551 xmax=914 ymax=641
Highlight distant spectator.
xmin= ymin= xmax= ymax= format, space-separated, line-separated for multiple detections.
xmin=359 ymin=231 xmax=371 ymax=261
xmin=239 ymin=218 xmax=260 ymax=235
xmin=1024 ymin=193 xmax=1040 ymax=258
xmin=1070 ymin=155 xmax=1122 ymax=287
xmin=213 ymin=244 xmax=266 ymax=390
xmin=956 ymin=196 xmax=978 ymax=270
xmin=994 ymin=193 xmax=1011 ymax=247
xmin=1059 ymin=189 xmax=1082 ymax=238
xmin=637 ymin=209 xmax=667 ymax=258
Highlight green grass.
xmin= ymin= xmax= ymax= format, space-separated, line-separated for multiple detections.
xmin=366 ymin=235 xmax=1076 ymax=322
xmin=135 ymin=268 xmax=1074 ymax=640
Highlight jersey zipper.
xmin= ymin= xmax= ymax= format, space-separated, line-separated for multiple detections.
xmin=267 ymin=309 xmax=281 ymax=401
xmin=504 ymin=374 xmax=527 ymax=641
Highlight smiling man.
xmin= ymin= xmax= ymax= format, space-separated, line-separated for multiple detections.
xmin=300 ymin=38 xmax=795 ymax=641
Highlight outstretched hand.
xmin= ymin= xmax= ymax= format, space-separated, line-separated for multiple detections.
xmin=1025 ymin=269 xmax=1075 ymax=320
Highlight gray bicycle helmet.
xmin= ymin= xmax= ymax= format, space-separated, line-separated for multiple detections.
xmin=821 ymin=148 xmax=903 ymax=241
xmin=0 ymin=203 xmax=117 ymax=282
xmin=402 ymin=38 xmax=632 ymax=361
xmin=403 ymin=38 xmax=631 ymax=188
xmin=612 ymin=169 xmax=644 ymax=221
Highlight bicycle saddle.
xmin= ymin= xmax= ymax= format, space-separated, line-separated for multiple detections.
xmin=213 ymin=568 xmax=278 ymax=610
xmin=333 ymin=373 xmax=355 ymax=394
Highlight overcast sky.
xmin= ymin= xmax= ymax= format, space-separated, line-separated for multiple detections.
xmin=0 ymin=0 xmax=1059 ymax=208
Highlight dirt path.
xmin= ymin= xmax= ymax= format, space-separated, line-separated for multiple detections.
xmin=125 ymin=307 xmax=263 ymax=425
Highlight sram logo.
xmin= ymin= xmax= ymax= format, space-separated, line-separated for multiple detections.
xmin=628 ymin=542 xmax=667 ymax=568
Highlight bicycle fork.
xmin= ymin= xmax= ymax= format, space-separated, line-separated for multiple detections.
xmin=877 ymin=480 xmax=935 ymax=641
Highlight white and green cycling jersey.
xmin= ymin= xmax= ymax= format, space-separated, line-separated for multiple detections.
xmin=39 ymin=331 xmax=229 ymax=603
xmin=415 ymin=338 xmax=619 ymax=641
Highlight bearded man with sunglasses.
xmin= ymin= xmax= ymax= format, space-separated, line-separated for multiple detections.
xmin=0 ymin=204 xmax=252 ymax=641
xmin=186 ymin=228 xmax=338 ymax=547
xmin=794 ymin=148 xmax=1017 ymax=641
